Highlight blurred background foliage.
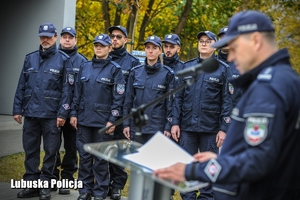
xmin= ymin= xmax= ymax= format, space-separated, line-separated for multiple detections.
xmin=75 ymin=0 xmax=300 ymax=73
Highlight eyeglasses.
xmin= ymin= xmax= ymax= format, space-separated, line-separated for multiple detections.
xmin=199 ymin=40 xmax=212 ymax=45
xmin=110 ymin=34 xmax=123 ymax=39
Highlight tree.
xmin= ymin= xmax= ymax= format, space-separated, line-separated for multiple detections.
xmin=75 ymin=0 xmax=300 ymax=67
xmin=174 ymin=0 xmax=193 ymax=35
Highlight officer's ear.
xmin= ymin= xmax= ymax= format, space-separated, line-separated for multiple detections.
xmin=123 ymin=37 xmax=128 ymax=43
xmin=108 ymin=45 xmax=113 ymax=52
xmin=177 ymin=46 xmax=181 ymax=53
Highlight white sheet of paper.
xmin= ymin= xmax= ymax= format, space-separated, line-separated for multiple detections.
xmin=123 ymin=131 xmax=194 ymax=171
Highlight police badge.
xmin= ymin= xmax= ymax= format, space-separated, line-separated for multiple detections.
xmin=68 ymin=74 xmax=74 ymax=85
xmin=244 ymin=117 xmax=268 ymax=146
xmin=228 ymin=83 xmax=234 ymax=94
xmin=117 ymin=84 xmax=125 ymax=94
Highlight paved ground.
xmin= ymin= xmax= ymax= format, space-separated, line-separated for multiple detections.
xmin=0 ymin=115 xmax=127 ymax=200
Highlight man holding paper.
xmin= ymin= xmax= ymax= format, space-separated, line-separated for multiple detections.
xmin=154 ymin=10 xmax=300 ymax=200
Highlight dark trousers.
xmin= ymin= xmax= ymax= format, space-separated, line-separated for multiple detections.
xmin=54 ymin=118 xmax=78 ymax=180
xmin=179 ymin=131 xmax=219 ymax=200
xmin=109 ymin=124 xmax=128 ymax=189
xmin=77 ymin=125 xmax=114 ymax=197
xmin=22 ymin=117 xmax=61 ymax=184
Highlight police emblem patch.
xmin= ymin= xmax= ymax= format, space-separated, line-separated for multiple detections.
xmin=204 ymin=159 xmax=221 ymax=182
xmin=68 ymin=74 xmax=74 ymax=85
xmin=62 ymin=104 xmax=70 ymax=110
xmin=228 ymin=83 xmax=234 ymax=94
xmin=117 ymin=84 xmax=125 ymax=94
xmin=244 ymin=117 xmax=268 ymax=146
xmin=111 ymin=110 xmax=119 ymax=116
xmin=224 ymin=117 xmax=231 ymax=123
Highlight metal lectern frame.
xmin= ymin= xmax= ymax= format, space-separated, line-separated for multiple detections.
xmin=84 ymin=140 xmax=209 ymax=200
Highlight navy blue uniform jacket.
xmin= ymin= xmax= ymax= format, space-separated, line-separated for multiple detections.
xmin=70 ymin=56 xmax=125 ymax=127
xmin=13 ymin=45 xmax=73 ymax=119
xmin=172 ymin=56 xmax=232 ymax=133
xmin=185 ymin=49 xmax=300 ymax=200
xmin=123 ymin=60 xmax=175 ymax=134
xmin=110 ymin=47 xmax=141 ymax=84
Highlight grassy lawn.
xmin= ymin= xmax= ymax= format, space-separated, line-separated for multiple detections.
xmin=0 ymin=151 xmax=183 ymax=199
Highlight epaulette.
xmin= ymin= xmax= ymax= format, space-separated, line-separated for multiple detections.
xmin=25 ymin=50 xmax=39 ymax=57
xmin=217 ymin=59 xmax=230 ymax=68
xmin=127 ymin=52 xmax=140 ymax=61
xmin=81 ymin=60 xmax=90 ymax=66
xmin=163 ymin=65 xmax=175 ymax=74
xmin=130 ymin=64 xmax=144 ymax=71
xmin=58 ymin=50 xmax=70 ymax=58
xmin=110 ymin=61 xmax=121 ymax=69
xmin=257 ymin=67 xmax=274 ymax=82
xmin=184 ymin=57 xmax=197 ymax=64
xmin=78 ymin=52 xmax=88 ymax=61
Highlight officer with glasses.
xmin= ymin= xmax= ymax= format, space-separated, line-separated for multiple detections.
xmin=107 ymin=25 xmax=141 ymax=200
xmin=171 ymin=31 xmax=232 ymax=200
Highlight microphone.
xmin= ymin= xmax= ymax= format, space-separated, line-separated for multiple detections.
xmin=176 ymin=57 xmax=219 ymax=77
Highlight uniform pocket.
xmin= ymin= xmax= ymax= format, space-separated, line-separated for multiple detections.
xmin=133 ymin=82 xmax=145 ymax=89
xmin=23 ymin=89 xmax=33 ymax=109
xmin=43 ymin=67 xmax=62 ymax=81
xmin=201 ymin=105 xmax=220 ymax=131
xmin=96 ymin=77 xmax=114 ymax=85
xmin=152 ymin=83 xmax=166 ymax=92
xmin=93 ymin=103 xmax=111 ymax=113
xmin=152 ymin=110 xmax=165 ymax=119
xmin=181 ymin=103 xmax=192 ymax=126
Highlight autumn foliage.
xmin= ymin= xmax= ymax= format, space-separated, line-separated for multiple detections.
xmin=75 ymin=0 xmax=299 ymax=72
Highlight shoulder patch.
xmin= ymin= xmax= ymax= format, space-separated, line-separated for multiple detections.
xmin=244 ymin=117 xmax=268 ymax=146
xmin=257 ymin=67 xmax=274 ymax=81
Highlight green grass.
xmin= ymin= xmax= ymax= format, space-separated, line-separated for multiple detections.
xmin=0 ymin=151 xmax=183 ymax=199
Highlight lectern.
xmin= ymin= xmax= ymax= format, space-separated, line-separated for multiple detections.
xmin=84 ymin=140 xmax=209 ymax=200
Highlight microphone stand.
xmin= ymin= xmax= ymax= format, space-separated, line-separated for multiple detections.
xmin=98 ymin=77 xmax=195 ymax=136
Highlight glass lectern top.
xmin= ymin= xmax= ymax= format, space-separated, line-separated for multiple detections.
xmin=84 ymin=140 xmax=209 ymax=192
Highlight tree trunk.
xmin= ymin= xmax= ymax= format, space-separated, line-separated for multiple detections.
xmin=136 ymin=0 xmax=155 ymax=49
xmin=126 ymin=0 xmax=139 ymax=52
xmin=114 ymin=6 xmax=122 ymax=25
xmin=102 ymin=0 xmax=110 ymax=32
xmin=175 ymin=0 xmax=193 ymax=35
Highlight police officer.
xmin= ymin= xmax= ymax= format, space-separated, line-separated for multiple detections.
xmin=217 ymin=26 xmax=242 ymax=108
xmin=53 ymin=26 xmax=88 ymax=195
xmin=70 ymin=34 xmax=125 ymax=200
xmin=171 ymin=31 xmax=232 ymax=200
xmin=154 ymin=10 xmax=300 ymax=200
xmin=162 ymin=33 xmax=184 ymax=199
xmin=162 ymin=33 xmax=184 ymax=74
xmin=107 ymin=25 xmax=141 ymax=200
xmin=123 ymin=35 xmax=175 ymax=144
xmin=13 ymin=23 xmax=73 ymax=200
